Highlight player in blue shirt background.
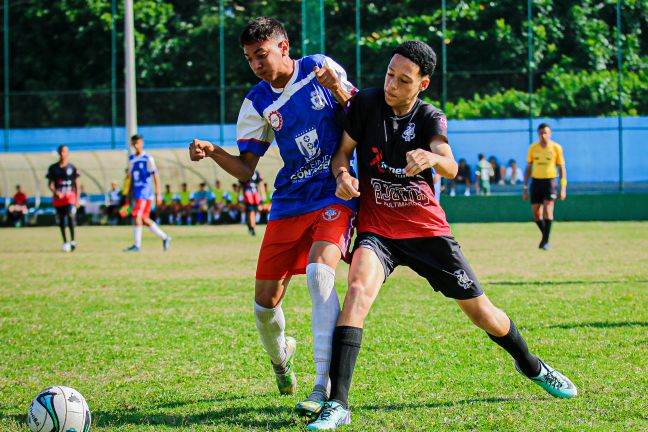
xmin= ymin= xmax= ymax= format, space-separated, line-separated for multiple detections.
xmin=124 ymin=134 xmax=172 ymax=252
xmin=189 ymin=17 xmax=357 ymax=420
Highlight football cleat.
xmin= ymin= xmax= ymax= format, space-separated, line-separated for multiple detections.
xmin=516 ymin=359 xmax=577 ymax=398
xmin=70 ymin=241 xmax=77 ymax=252
xmin=62 ymin=243 xmax=71 ymax=252
xmin=272 ymin=336 xmax=297 ymax=395
xmin=307 ymin=401 xmax=351 ymax=430
xmin=163 ymin=236 xmax=172 ymax=251
xmin=295 ymin=384 xmax=328 ymax=420
xmin=123 ymin=245 xmax=141 ymax=252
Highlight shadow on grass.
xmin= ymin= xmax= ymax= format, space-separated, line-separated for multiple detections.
xmin=358 ymin=397 xmax=515 ymax=412
xmin=487 ymin=280 xmax=648 ymax=286
xmin=546 ymin=321 xmax=648 ymax=329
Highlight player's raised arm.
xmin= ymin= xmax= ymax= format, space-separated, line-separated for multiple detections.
xmin=332 ymin=131 xmax=360 ymax=200
xmin=314 ymin=57 xmax=356 ymax=105
xmin=189 ymin=139 xmax=260 ymax=182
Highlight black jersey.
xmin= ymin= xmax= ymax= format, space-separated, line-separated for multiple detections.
xmin=345 ymin=87 xmax=451 ymax=239
xmin=46 ymin=162 xmax=80 ymax=206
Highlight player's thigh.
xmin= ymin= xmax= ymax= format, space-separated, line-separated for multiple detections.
xmin=531 ymin=203 xmax=543 ymax=220
xmin=543 ymin=199 xmax=555 ymax=218
xmin=309 ymin=204 xmax=356 ymax=266
xmin=337 ymin=247 xmax=385 ymax=326
xmin=255 ymin=277 xmax=292 ymax=308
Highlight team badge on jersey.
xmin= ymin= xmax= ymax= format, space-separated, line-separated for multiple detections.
xmin=322 ymin=207 xmax=341 ymax=221
xmin=66 ymin=167 xmax=73 ymax=176
xmin=453 ymin=269 xmax=474 ymax=289
xmin=268 ymin=111 xmax=283 ymax=131
xmin=402 ymin=122 xmax=416 ymax=142
xmin=310 ymin=88 xmax=326 ymax=110
xmin=295 ymin=128 xmax=321 ymax=161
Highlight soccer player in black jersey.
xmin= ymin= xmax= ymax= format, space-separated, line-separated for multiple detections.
xmin=307 ymin=41 xmax=577 ymax=431
xmin=46 ymin=145 xmax=80 ymax=252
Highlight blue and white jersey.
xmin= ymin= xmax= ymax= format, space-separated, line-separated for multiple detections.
xmin=236 ymin=54 xmax=358 ymax=220
xmin=128 ymin=152 xmax=157 ymax=200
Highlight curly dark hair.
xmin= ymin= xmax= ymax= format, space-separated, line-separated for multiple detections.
xmin=393 ymin=40 xmax=437 ymax=77
xmin=239 ymin=17 xmax=288 ymax=47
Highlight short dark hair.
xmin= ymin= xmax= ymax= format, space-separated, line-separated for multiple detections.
xmin=537 ymin=123 xmax=551 ymax=132
xmin=131 ymin=134 xmax=143 ymax=141
xmin=478 ymin=153 xmax=485 ymax=160
xmin=240 ymin=17 xmax=288 ymax=47
xmin=393 ymin=40 xmax=436 ymax=77
xmin=57 ymin=144 xmax=68 ymax=154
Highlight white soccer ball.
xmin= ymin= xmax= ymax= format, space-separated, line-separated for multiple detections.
xmin=27 ymin=386 xmax=91 ymax=432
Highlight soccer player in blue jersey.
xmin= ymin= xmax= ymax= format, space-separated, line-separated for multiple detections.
xmin=123 ymin=135 xmax=172 ymax=252
xmin=189 ymin=17 xmax=357 ymax=419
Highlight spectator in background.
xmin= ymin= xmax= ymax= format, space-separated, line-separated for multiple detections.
xmin=176 ymin=182 xmax=192 ymax=225
xmin=211 ymin=180 xmax=227 ymax=223
xmin=488 ymin=156 xmax=505 ymax=185
xmin=449 ymin=158 xmax=471 ymax=197
xmin=191 ymin=182 xmax=213 ymax=224
xmin=475 ymin=153 xmax=493 ymax=196
xmin=227 ymin=183 xmax=242 ymax=223
xmin=9 ymin=184 xmax=28 ymax=227
xmin=77 ymin=184 xmax=89 ymax=224
xmin=106 ymin=181 xmax=122 ymax=225
xmin=241 ymin=170 xmax=263 ymax=236
xmin=259 ymin=182 xmax=272 ymax=223
xmin=159 ymin=184 xmax=178 ymax=224
xmin=506 ymin=159 xmax=524 ymax=185
xmin=47 ymin=144 xmax=80 ymax=252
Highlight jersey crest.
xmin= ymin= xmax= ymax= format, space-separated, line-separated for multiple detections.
xmin=310 ymin=88 xmax=326 ymax=110
xmin=402 ymin=122 xmax=416 ymax=142
xmin=295 ymin=128 xmax=321 ymax=161
xmin=268 ymin=111 xmax=283 ymax=131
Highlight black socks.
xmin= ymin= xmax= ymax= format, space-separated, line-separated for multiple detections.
xmin=542 ymin=219 xmax=552 ymax=244
xmin=329 ymin=326 xmax=363 ymax=409
xmin=487 ymin=319 xmax=541 ymax=377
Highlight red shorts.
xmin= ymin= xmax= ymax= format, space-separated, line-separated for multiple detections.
xmin=256 ymin=204 xmax=356 ymax=280
xmin=132 ymin=199 xmax=152 ymax=219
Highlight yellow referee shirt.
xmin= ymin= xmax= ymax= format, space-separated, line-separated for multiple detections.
xmin=527 ymin=141 xmax=565 ymax=179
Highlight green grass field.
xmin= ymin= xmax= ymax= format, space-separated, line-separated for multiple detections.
xmin=1 ymin=222 xmax=646 ymax=431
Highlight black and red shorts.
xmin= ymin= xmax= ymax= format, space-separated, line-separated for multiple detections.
xmin=354 ymin=232 xmax=484 ymax=300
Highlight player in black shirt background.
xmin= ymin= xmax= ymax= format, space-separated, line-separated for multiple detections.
xmin=46 ymin=145 xmax=80 ymax=252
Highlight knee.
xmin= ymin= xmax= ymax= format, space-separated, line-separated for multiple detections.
xmin=343 ymin=282 xmax=374 ymax=317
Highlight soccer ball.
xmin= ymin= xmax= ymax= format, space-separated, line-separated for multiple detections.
xmin=27 ymin=386 xmax=91 ymax=432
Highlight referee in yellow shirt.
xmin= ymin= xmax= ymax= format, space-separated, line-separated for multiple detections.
xmin=523 ymin=123 xmax=567 ymax=250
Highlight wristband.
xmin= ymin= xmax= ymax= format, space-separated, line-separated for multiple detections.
xmin=560 ymin=178 xmax=567 ymax=187
xmin=335 ymin=167 xmax=349 ymax=180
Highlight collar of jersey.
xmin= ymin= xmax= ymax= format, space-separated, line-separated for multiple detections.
xmin=270 ymin=60 xmax=298 ymax=94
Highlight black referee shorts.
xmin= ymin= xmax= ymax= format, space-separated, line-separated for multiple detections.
xmin=353 ymin=232 xmax=484 ymax=300
xmin=530 ymin=178 xmax=558 ymax=204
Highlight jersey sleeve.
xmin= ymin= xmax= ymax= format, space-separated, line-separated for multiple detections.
xmin=323 ymin=56 xmax=357 ymax=96
xmin=147 ymin=155 xmax=158 ymax=174
xmin=344 ymin=91 xmax=366 ymax=142
xmin=236 ymin=98 xmax=274 ymax=157
xmin=555 ymin=144 xmax=565 ymax=166
xmin=46 ymin=165 xmax=53 ymax=181
xmin=527 ymin=145 xmax=535 ymax=164
xmin=422 ymin=108 xmax=449 ymax=143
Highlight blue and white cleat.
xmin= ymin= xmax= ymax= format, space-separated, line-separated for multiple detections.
xmin=516 ymin=359 xmax=577 ymax=398
xmin=295 ymin=384 xmax=328 ymax=420
xmin=163 ymin=236 xmax=172 ymax=251
xmin=307 ymin=401 xmax=351 ymax=431
xmin=123 ymin=245 xmax=141 ymax=252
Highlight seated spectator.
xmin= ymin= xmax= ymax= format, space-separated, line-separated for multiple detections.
xmin=449 ymin=158 xmax=471 ymax=196
xmin=211 ymin=180 xmax=227 ymax=223
xmin=191 ymin=182 xmax=213 ymax=224
xmin=77 ymin=184 xmax=89 ymax=224
xmin=158 ymin=184 xmax=178 ymax=224
xmin=258 ymin=182 xmax=272 ymax=223
xmin=488 ymin=156 xmax=505 ymax=185
xmin=475 ymin=153 xmax=494 ymax=196
xmin=176 ymin=182 xmax=192 ymax=225
xmin=226 ymin=183 xmax=242 ymax=223
xmin=106 ymin=181 xmax=122 ymax=225
xmin=8 ymin=184 xmax=28 ymax=227
xmin=505 ymin=159 xmax=524 ymax=185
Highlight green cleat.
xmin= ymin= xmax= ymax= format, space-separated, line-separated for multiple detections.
xmin=516 ymin=359 xmax=577 ymax=398
xmin=295 ymin=384 xmax=328 ymax=420
xmin=307 ymin=401 xmax=351 ymax=430
xmin=272 ymin=336 xmax=297 ymax=395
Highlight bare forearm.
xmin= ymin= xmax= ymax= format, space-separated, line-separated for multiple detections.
xmin=206 ymin=146 xmax=254 ymax=181
xmin=434 ymin=156 xmax=458 ymax=179
xmin=524 ymin=165 xmax=532 ymax=186
xmin=330 ymin=87 xmax=352 ymax=106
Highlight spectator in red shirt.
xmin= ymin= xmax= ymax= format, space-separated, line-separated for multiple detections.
xmin=9 ymin=184 xmax=28 ymax=227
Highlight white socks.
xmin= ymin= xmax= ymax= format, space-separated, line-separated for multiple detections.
xmin=148 ymin=221 xmax=168 ymax=240
xmin=306 ymin=263 xmax=340 ymax=393
xmin=254 ymin=301 xmax=287 ymax=366
xmin=133 ymin=226 xmax=142 ymax=247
